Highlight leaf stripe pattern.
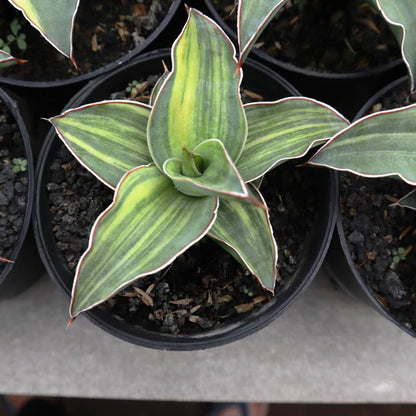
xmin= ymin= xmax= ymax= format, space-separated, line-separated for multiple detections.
xmin=309 ymin=104 xmax=416 ymax=185
xmin=8 ymin=0 xmax=79 ymax=60
xmin=209 ymin=185 xmax=277 ymax=291
xmin=237 ymin=98 xmax=349 ymax=182
xmin=148 ymin=8 xmax=247 ymax=169
xmin=50 ymin=101 xmax=152 ymax=189
xmin=70 ymin=165 xmax=218 ymax=317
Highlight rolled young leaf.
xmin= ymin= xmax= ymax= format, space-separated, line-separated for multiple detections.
xmin=8 ymin=0 xmax=79 ymax=62
xmin=208 ymin=185 xmax=277 ymax=291
xmin=148 ymin=8 xmax=247 ymax=169
xmin=237 ymin=0 xmax=288 ymax=65
xmin=49 ymin=101 xmax=152 ymax=190
xmin=163 ymin=139 xmax=249 ymax=199
xmin=373 ymin=0 xmax=416 ymax=91
xmin=396 ymin=190 xmax=416 ymax=210
xmin=309 ymin=104 xmax=416 ymax=185
xmin=237 ymin=98 xmax=349 ymax=182
xmin=70 ymin=164 xmax=219 ymax=318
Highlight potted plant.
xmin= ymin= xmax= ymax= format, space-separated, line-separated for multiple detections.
xmin=312 ymin=76 xmax=416 ymax=337
xmin=0 ymin=86 xmax=42 ymax=298
xmin=34 ymin=8 xmax=348 ymax=349
xmin=200 ymin=0 xmax=408 ymax=119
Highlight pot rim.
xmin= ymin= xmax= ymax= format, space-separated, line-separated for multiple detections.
xmin=34 ymin=49 xmax=338 ymax=350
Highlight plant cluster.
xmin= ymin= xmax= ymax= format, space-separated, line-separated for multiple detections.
xmin=11 ymin=157 xmax=27 ymax=174
xmin=0 ymin=19 xmax=26 ymax=56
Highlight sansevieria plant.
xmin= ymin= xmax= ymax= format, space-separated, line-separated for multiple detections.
xmin=48 ymin=8 xmax=349 ymax=323
xmin=1 ymin=0 xmax=79 ymax=65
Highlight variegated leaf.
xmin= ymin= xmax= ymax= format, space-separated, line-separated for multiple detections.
xmin=0 ymin=49 xmax=25 ymax=65
xmin=374 ymin=0 xmax=416 ymax=91
xmin=148 ymin=8 xmax=247 ymax=169
xmin=8 ymin=0 xmax=79 ymax=61
xmin=149 ymin=66 xmax=170 ymax=106
xmin=237 ymin=98 xmax=349 ymax=182
xmin=70 ymin=164 xmax=218 ymax=318
xmin=163 ymin=139 xmax=249 ymax=199
xmin=209 ymin=185 xmax=277 ymax=291
xmin=238 ymin=0 xmax=289 ymax=65
xmin=49 ymin=101 xmax=152 ymax=190
xmin=396 ymin=190 xmax=416 ymax=210
xmin=309 ymin=104 xmax=416 ymax=185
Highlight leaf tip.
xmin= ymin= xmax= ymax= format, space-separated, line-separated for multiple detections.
xmin=66 ymin=316 xmax=76 ymax=329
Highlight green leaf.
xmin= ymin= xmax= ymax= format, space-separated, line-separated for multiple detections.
xmin=70 ymin=164 xmax=218 ymax=318
xmin=209 ymin=185 xmax=277 ymax=291
xmin=396 ymin=190 xmax=416 ymax=210
xmin=149 ymin=67 xmax=170 ymax=106
xmin=163 ymin=139 xmax=249 ymax=199
xmin=148 ymin=8 xmax=247 ymax=170
xmin=374 ymin=0 xmax=416 ymax=91
xmin=8 ymin=0 xmax=79 ymax=61
xmin=238 ymin=0 xmax=289 ymax=65
xmin=309 ymin=104 xmax=416 ymax=185
xmin=49 ymin=101 xmax=152 ymax=190
xmin=237 ymin=98 xmax=349 ymax=182
xmin=0 ymin=49 xmax=24 ymax=64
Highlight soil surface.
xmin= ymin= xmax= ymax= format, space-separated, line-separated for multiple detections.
xmin=46 ymin=75 xmax=319 ymax=335
xmin=340 ymin=87 xmax=416 ymax=331
xmin=0 ymin=0 xmax=170 ymax=81
xmin=0 ymin=100 xmax=28 ymax=273
xmin=214 ymin=0 xmax=400 ymax=73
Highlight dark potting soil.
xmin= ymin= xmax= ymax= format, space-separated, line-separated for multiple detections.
xmin=0 ymin=0 xmax=170 ymax=81
xmin=0 ymin=100 xmax=28 ymax=272
xmin=47 ymin=74 xmax=317 ymax=335
xmin=340 ymin=88 xmax=416 ymax=330
xmin=214 ymin=0 xmax=400 ymax=73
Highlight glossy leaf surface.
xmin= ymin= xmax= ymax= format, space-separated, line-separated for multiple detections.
xmin=148 ymin=9 xmax=246 ymax=169
xmin=71 ymin=165 xmax=218 ymax=317
xmin=237 ymin=98 xmax=349 ymax=182
xmin=209 ymin=185 xmax=277 ymax=291
xmin=309 ymin=105 xmax=416 ymax=185
xmin=50 ymin=101 xmax=152 ymax=189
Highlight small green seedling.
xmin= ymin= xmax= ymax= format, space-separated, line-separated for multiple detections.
xmin=0 ymin=19 xmax=27 ymax=55
xmin=12 ymin=157 xmax=27 ymax=173
xmin=392 ymin=247 xmax=406 ymax=264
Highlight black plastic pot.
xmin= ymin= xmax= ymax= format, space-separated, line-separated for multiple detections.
xmin=0 ymin=87 xmax=42 ymax=298
xmin=34 ymin=49 xmax=338 ymax=350
xmin=324 ymin=76 xmax=416 ymax=338
xmin=0 ymin=0 xmax=185 ymax=118
xmin=199 ymin=0 xmax=406 ymax=120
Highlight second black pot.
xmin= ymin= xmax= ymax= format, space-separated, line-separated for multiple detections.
xmin=34 ymin=49 xmax=338 ymax=350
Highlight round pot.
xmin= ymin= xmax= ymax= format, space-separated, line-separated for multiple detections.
xmin=201 ymin=0 xmax=406 ymax=120
xmin=0 ymin=0 xmax=185 ymax=115
xmin=324 ymin=75 xmax=416 ymax=338
xmin=34 ymin=49 xmax=338 ymax=350
xmin=0 ymin=87 xmax=42 ymax=298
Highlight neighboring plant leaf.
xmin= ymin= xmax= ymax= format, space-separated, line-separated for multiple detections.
xmin=209 ymin=185 xmax=277 ymax=291
xmin=148 ymin=8 xmax=247 ymax=169
xmin=374 ymin=0 xmax=416 ymax=91
xmin=309 ymin=104 xmax=416 ymax=185
xmin=70 ymin=164 xmax=219 ymax=318
xmin=237 ymin=0 xmax=288 ymax=65
xmin=237 ymin=98 xmax=349 ymax=182
xmin=8 ymin=0 xmax=79 ymax=62
xmin=163 ymin=139 xmax=249 ymax=199
xmin=0 ymin=49 xmax=25 ymax=64
xmin=49 ymin=101 xmax=152 ymax=190
xmin=396 ymin=189 xmax=416 ymax=210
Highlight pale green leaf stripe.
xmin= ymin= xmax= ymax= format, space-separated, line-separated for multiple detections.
xmin=376 ymin=0 xmax=416 ymax=91
xmin=397 ymin=190 xmax=416 ymax=210
xmin=209 ymin=185 xmax=277 ymax=291
xmin=71 ymin=165 xmax=218 ymax=317
xmin=148 ymin=8 xmax=247 ymax=169
xmin=50 ymin=101 xmax=152 ymax=189
xmin=163 ymin=139 xmax=248 ymax=199
xmin=237 ymin=98 xmax=349 ymax=182
xmin=8 ymin=0 xmax=79 ymax=59
xmin=238 ymin=0 xmax=288 ymax=64
xmin=309 ymin=105 xmax=416 ymax=185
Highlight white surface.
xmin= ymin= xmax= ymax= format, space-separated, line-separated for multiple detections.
xmin=1 ymin=269 xmax=415 ymax=402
